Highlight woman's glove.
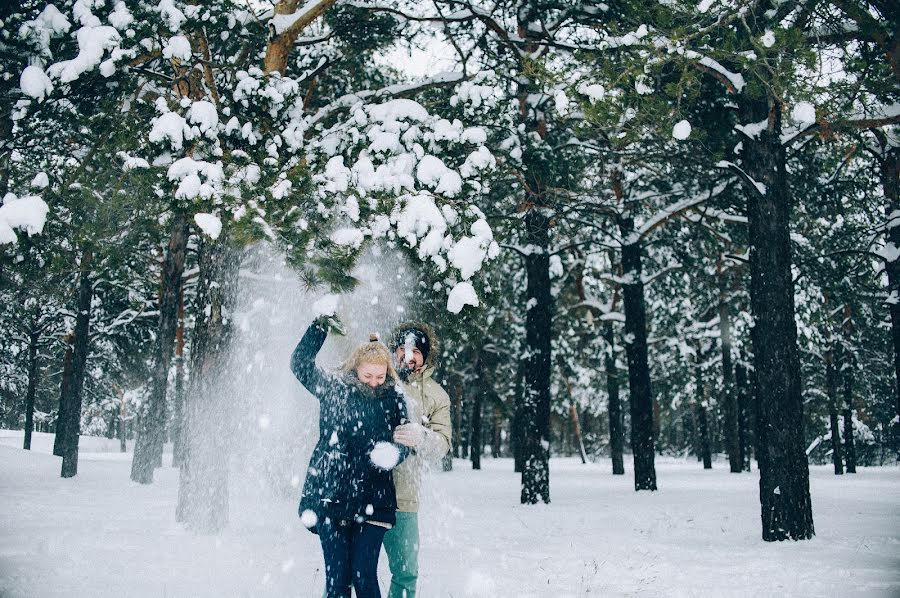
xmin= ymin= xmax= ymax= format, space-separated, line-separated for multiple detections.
xmin=314 ymin=313 xmax=346 ymax=336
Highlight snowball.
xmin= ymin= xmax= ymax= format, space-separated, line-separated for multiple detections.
xmin=193 ymin=213 xmax=222 ymax=239
xmin=20 ymin=66 xmax=53 ymax=101
xmin=300 ymin=510 xmax=318 ymax=529
xmin=760 ymin=30 xmax=776 ymax=48
xmin=791 ymin=102 xmax=816 ymax=127
xmin=447 ymin=281 xmax=479 ymax=314
xmin=312 ymin=294 xmax=339 ymax=317
xmin=672 ymin=120 xmax=692 ymax=140
xmin=370 ymin=441 xmax=401 ymax=470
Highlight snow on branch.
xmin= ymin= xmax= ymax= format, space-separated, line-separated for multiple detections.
xmin=636 ymin=179 xmax=731 ymax=241
xmin=308 ymin=71 xmax=467 ymax=127
xmin=683 ymin=50 xmax=746 ymax=93
xmin=715 ymin=161 xmax=766 ymax=198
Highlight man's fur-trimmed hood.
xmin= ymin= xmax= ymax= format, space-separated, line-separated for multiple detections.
xmin=390 ymin=320 xmax=441 ymax=369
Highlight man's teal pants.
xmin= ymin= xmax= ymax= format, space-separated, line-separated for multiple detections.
xmin=382 ymin=511 xmax=419 ymax=598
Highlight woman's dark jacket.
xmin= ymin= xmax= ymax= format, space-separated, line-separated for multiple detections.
xmin=290 ymin=322 xmax=408 ymax=533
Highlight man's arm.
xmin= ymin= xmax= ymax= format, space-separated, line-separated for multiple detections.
xmin=419 ymin=383 xmax=452 ymax=461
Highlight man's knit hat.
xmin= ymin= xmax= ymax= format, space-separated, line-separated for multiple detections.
xmin=392 ymin=327 xmax=430 ymax=364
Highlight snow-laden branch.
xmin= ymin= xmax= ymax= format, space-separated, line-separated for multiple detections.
xmin=307 ymin=71 xmax=467 ymax=127
xmin=636 ymin=179 xmax=732 ymax=241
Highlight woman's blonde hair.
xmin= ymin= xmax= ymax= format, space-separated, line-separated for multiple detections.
xmin=340 ymin=333 xmax=399 ymax=382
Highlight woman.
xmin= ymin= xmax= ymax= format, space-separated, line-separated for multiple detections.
xmin=290 ymin=316 xmax=409 ymax=598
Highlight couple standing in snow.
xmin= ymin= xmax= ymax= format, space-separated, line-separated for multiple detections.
xmin=290 ymin=316 xmax=452 ymax=598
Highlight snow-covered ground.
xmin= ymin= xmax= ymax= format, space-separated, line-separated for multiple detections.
xmin=1 ymin=430 xmax=898 ymax=597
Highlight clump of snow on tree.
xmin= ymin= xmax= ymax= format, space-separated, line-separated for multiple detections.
xmin=447 ymin=281 xmax=480 ymax=314
xmin=761 ymin=30 xmax=776 ymax=48
xmin=0 ymin=193 xmax=49 ymax=244
xmin=369 ymin=441 xmax=401 ymax=470
xmin=791 ymin=102 xmax=817 ymax=127
xmin=20 ymin=66 xmax=53 ymax=101
xmin=193 ymin=213 xmax=222 ymax=239
xmin=672 ymin=120 xmax=692 ymax=140
xmin=577 ymin=83 xmax=606 ymax=103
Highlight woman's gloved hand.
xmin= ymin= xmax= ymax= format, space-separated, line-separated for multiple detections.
xmin=314 ymin=313 xmax=346 ymax=336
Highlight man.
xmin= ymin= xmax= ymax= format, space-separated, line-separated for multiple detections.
xmin=386 ymin=322 xmax=452 ymax=598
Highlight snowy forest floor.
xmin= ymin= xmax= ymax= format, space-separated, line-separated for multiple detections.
xmin=1 ymin=431 xmax=898 ymax=598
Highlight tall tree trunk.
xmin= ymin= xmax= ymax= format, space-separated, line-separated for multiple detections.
xmin=736 ymin=359 xmax=753 ymax=471
xmin=60 ymin=249 xmax=94 ymax=478
xmin=172 ymin=288 xmax=186 ymax=468
xmin=512 ymin=357 xmax=526 ymax=473
xmin=718 ymin=262 xmax=741 ymax=473
xmin=471 ymin=389 xmax=482 ymax=470
xmin=176 ymin=236 xmax=239 ymax=533
xmin=132 ymin=214 xmax=190 ymax=483
xmin=53 ymin=335 xmax=74 ymax=457
xmin=841 ymin=305 xmax=857 ymax=474
xmin=492 ymin=405 xmax=502 ymax=458
xmin=879 ymin=146 xmax=900 ymax=447
xmin=617 ymin=204 xmax=657 ymax=491
xmin=742 ymin=96 xmax=814 ymax=541
xmin=119 ymin=387 xmax=127 ymax=453
xmin=263 ymin=0 xmax=337 ymax=74
xmin=604 ymin=321 xmax=625 ymax=475
xmin=23 ymin=328 xmax=39 ymax=450
xmin=825 ymin=341 xmax=844 ymax=475
xmin=520 ymin=208 xmax=552 ymax=504
xmin=695 ymin=359 xmax=713 ymax=470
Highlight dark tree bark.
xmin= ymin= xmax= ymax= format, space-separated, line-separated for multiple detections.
xmin=53 ymin=335 xmax=74 ymax=457
xmin=512 ymin=357 xmax=526 ymax=473
xmin=841 ymin=305 xmax=857 ymax=474
xmin=59 ymin=249 xmax=94 ymax=478
xmin=742 ymin=96 xmax=814 ymax=541
xmin=718 ymin=262 xmax=741 ymax=473
xmin=132 ymin=214 xmax=190 ymax=483
xmin=471 ymin=356 xmax=483 ymax=470
xmin=172 ymin=288 xmax=186 ymax=467
xmin=23 ymin=328 xmax=39 ymax=451
xmin=118 ymin=387 xmax=127 ymax=453
xmin=176 ymin=235 xmax=239 ymax=533
xmin=735 ymin=360 xmax=753 ymax=471
xmin=825 ymin=341 xmax=844 ymax=475
xmin=695 ymin=358 xmax=713 ymax=470
xmin=603 ymin=321 xmax=625 ymax=475
xmin=520 ymin=207 xmax=552 ymax=504
xmin=491 ymin=405 xmax=502 ymax=458
xmin=617 ymin=203 xmax=657 ymax=491
xmin=879 ymin=145 xmax=900 ymax=442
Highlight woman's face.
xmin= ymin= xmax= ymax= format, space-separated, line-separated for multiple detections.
xmin=357 ymin=362 xmax=388 ymax=388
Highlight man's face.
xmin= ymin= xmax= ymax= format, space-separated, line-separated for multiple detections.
xmin=394 ymin=346 xmax=424 ymax=372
